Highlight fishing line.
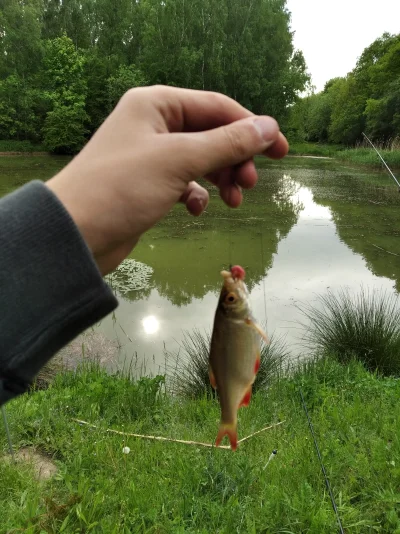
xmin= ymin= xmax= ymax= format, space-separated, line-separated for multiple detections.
xmin=259 ymin=231 xmax=268 ymax=325
xmin=299 ymin=388 xmax=344 ymax=534
xmin=362 ymin=132 xmax=400 ymax=190
xmin=1 ymin=406 xmax=15 ymax=462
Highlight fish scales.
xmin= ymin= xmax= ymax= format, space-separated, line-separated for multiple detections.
xmin=209 ymin=265 xmax=268 ymax=451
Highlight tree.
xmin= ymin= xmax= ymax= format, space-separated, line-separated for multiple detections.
xmin=0 ymin=0 xmax=310 ymax=150
xmin=107 ymin=65 xmax=148 ymax=112
xmin=42 ymin=35 xmax=89 ymax=153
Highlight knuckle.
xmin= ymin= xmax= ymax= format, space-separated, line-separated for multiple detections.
xmin=209 ymin=91 xmax=229 ymax=108
xmin=122 ymin=85 xmax=165 ymax=106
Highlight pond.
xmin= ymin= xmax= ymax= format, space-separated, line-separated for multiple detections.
xmin=1 ymin=155 xmax=400 ymax=375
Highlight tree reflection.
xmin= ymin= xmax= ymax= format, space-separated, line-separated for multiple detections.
xmin=296 ymin=166 xmax=400 ymax=292
xmin=123 ymin=170 xmax=302 ymax=306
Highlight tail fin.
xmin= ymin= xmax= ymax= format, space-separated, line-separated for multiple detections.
xmin=215 ymin=422 xmax=238 ymax=451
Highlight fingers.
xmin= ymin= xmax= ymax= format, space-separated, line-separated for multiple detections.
xmin=179 ymin=181 xmax=209 ymax=216
xmin=177 ymin=116 xmax=281 ymax=178
xmin=264 ymin=132 xmax=289 ymax=159
xmin=144 ymin=86 xmax=254 ymax=133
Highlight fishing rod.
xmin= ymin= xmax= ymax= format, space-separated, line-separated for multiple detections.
xmin=1 ymin=405 xmax=15 ymax=462
xmin=299 ymin=388 xmax=344 ymax=534
xmin=362 ymin=132 xmax=400 ymax=190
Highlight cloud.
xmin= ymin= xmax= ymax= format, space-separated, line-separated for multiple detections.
xmin=286 ymin=0 xmax=400 ymax=91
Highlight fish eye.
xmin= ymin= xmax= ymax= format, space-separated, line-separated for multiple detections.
xmin=225 ymin=292 xmax=237 ymax=304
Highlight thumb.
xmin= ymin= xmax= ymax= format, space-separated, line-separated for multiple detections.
xmin=183 ymin=116 xmax=280 ymax=176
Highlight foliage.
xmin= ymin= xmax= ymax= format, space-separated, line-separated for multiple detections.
xmin=106 ymin=64 xmax=148 ymax=112
xmin=288 ymin=32 xmax=400 ymax=146
xmin=0 ymin=140 xmax=46 ymax=152
xmin=166 ymin=328 xmax=288 ymax=398
xmin=299 ymin=288 xmax=400 ymax=375
xmin=42 ymin=35 xmax=89 ymax=154
xmin=3 ymin=358 xmax=400 ymax=531
xmin=0 ymin=0 xmax=308 ymax=152
xmin=43 ymin=102 xmax=89 ymax=154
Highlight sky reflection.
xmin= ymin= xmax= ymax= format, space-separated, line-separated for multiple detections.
xmin=97 ymin=172 xmax=399 ymax=375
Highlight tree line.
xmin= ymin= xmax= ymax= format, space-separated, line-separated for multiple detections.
xmin=287 ymin=33 xmax=400 ymax=146
xmin=0 ymin=0 xmax=308 ymax=153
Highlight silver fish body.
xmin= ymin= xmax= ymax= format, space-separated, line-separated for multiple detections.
xmin=209 ymin=267 xmax=268 ymax=450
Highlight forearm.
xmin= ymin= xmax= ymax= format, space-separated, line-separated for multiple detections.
xmin=0 ymin=181 xmax=118 ymax=406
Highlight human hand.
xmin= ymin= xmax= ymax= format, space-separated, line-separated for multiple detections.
xmin=47 ymin=86 xmax=288 ymax=275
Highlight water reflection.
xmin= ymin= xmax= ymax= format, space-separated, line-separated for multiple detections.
xmin=98 ymin=165 xmax=399 ymax=374
xmin=142 ymin=315 xmax=160 ymax=335
xmin=292 ymin=163 xmax=400 ymax=292
xmin=1 ymin=156 xmax=399 ymax=374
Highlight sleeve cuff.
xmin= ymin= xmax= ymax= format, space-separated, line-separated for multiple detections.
xmin=0 ymin=180 xmax=118 ymax=405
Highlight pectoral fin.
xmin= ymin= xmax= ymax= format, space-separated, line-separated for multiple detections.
xmin=208 ymin=365 xmax=217 ymax=390
xmin=239 ymin=386 xmax=252 ymax=408
xmin=245 ymin=318 xmax=269 ymax=344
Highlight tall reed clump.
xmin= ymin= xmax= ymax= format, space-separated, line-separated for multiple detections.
xmin=166 ymin=328 xmax=289 ymax=399
xmin=299 ymin=288 xmax=400 ymax=376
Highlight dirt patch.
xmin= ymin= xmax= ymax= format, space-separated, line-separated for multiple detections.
xmin=4 ymin=447 xmax=57 ymax=480
xmin=34 ymin=331 xmax=120 ymax=389
xmin=57 ymin=330 xmax=120 ymax=368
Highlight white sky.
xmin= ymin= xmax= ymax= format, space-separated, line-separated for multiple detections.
xmin=286 ymin=0 xmax=400 ymax=92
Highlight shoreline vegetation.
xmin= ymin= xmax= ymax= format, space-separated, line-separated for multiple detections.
xmin=2 ymin=290 xmax=400 ymax=532
xmin=1 ymin=139 xmax=399 ymax=171
xmin=287 ymin=141 xmax=400 ymax=170
xmin=2 ymin=357 xmax=400 ymax=532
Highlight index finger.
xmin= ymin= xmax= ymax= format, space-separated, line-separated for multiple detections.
xmin=151 ymin=86 xmax=255 ymax=133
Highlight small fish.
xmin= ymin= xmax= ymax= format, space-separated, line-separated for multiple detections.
xmin=209 ymin=265 xmax=268 ymax=451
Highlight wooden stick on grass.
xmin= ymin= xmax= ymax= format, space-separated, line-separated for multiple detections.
xmin=237 ymin=421 xmax=285 ymax=444
xmin=72 ymin=418 xmax=285 ymax=449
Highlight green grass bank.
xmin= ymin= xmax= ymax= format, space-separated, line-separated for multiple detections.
xmin=2 ymin=358 xmax=400 ymax=533
xmin=288 ymin=142 xmax=400 ymax=169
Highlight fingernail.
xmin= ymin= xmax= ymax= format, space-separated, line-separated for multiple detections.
xmin=253 ymin=117 xmax=279 ymax=143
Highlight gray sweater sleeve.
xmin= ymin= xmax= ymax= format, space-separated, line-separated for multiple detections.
xmin=0 ymin=180 xmax=118 ymax=406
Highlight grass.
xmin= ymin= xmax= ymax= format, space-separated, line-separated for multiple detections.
xmin=2 ymin=358 xmax=400 ymax=532
xmin=287 ymin=140 xmax=400 ymax=169
xmin=336 ymin=148 xmax=400 ymax=169
xmin=299 ymin=288 xmax=400 ymax=376
xmin=288 ymin=142 xmax=344 ymax=157
xmin=0 ymin=139 xmax=47 ymax=152
xmin=166 ymin=328 xmax=289 ymax=399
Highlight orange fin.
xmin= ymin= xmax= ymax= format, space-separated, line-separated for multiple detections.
xmin=254 ymin=354 xmax=261 ymax=375
xmin=208 ymin=366 xmax=217 ymax=390
xmin=245 ymin=318 xmax=269 ymax=344
xmin=215 ymin=423 xmax=238 ymax=451
xmin=239 ymin=387 xmax=252 ymax=408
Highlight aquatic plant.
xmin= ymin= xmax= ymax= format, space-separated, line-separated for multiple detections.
xmin=299 ymin=288 xmax=400 ymax=376
xmin=166 ymin=328 xmax=289 ymax=399
xmin=105 ymin=258 xmax=153 ymax=294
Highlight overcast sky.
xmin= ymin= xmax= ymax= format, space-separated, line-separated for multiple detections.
xmin=286 ymin=0 xmax=400 ymax=92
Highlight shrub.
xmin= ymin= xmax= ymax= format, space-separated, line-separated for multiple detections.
xmin=166 ymin=328 xmax=289 ymax=399
xmin=299 ymin=288 xmax=400 ymax=375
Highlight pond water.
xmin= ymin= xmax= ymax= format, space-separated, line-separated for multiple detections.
xmin=1 ymin=155 xmax=400 ymax=374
